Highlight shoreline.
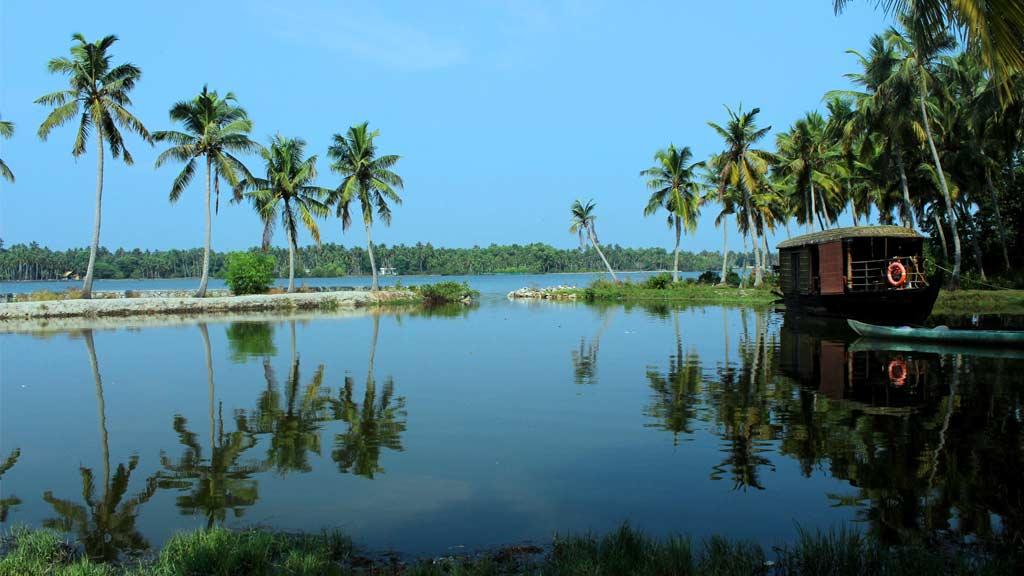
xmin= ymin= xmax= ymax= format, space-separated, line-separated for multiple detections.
xmin=0 ymin=289 xmax=417 ymax=322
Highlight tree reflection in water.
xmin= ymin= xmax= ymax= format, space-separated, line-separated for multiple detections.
xmin=645 ymin=309 xmax=703 ymax=444
xmin=247 ymin=321 xmax=334 ymax=475
xmin=0 ymin=449 xmax=21 ymax=523
xmin=42 ymin=330 xmax=157 ymax=561
xmin=331 ymin=314 xmax=407 ymax=478
xmin=157 ymin=323 xmax=265 ymax=528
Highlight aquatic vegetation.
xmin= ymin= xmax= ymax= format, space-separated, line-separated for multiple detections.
xmin=415 ymin=281 xmax=478 ymax=305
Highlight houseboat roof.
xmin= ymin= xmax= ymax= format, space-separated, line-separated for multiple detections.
xmin=777 ymin=225 xmax=922 ymax=249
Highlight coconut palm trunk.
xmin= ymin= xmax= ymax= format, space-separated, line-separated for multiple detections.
xmin=197 ymin=157 xmax=212 ymax=298
xmin=918 ymin=91 xmax=960 ymax=288
xmin=808 ymin=182 xmax=817 ymax=232
xmin=365 ymin=221 xmax=379 ymax=291
xmin=933 ymin=211 xmax=949 ymax=263
xmin=84 ymin=330 xmax=110 ymax=488
xmin=672 ymin=215 xmax=681 ymax=283
xmin=894 ymin=147 xmax=916 ymax=229
xmin=720 ymin=219 xmax=730 ymax=285
xmin=985 ymin=169 xmax=1011 ymax=270
xmin=287 ymin=228 xmax=296 ymax=293
xmin=587 ymin=228 xmax=617 ymax=282
xmin=83 ymin=130 xmax=105 ymax=299
xmin=744 ymin=197 xmax=762 ymax=287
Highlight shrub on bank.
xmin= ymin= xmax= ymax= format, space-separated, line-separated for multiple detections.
xmin=643 ymin=272 xmax=674 ymax=289
xmin=224 ymin=252 xmax=276 ymax=295
xmin=415 ymin=281 xmax=478 ymax=305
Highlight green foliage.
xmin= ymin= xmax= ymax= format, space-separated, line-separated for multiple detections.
xmin=697 ymin=270 xmax=720 ymax=284
xmin=3 ymin=525 xmax=1018 ymax=575
xmin=224 ymin=252 xmax=275 ymax=295
xmin=581 ymin=278 xmax=773 ymax=304
xmin=643 ymin=272 xmax=674 ymax=289
xmin=416 ymin=281 xmax=478 ymax=305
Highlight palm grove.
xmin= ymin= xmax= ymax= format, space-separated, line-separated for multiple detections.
xmin=23 ymin=34 xmax=403 ymax=297
xmin=3 ymin=1 xmax=1024 ymax=293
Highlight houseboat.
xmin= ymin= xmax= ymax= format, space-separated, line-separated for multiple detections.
xmin=776 ymin=225 xmax=941 ymax=325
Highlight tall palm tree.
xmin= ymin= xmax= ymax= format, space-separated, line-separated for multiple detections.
xmin=775 ymin=112 xmax=844 ymax=231
xmin=832 ymin=34 xmax=922 ymax=229
xmin=641 ymin=145 xmax=704 ymax=282
xmin=569 ymin=199 xmax=618 ymax=282
xmin=708 ymin=106 xmax=775 ymax=287
xmin=0 ymin=120 xmax=14 ymax=182
xmin=703 ymin=159 xmax=734 ymax=284
xmin=328 ymin=123 xmax=404 ymax=291
xmin=36 ymin=34 xmax=151 ymax=298
xmin=834 ymin=0 xmax=1024 ymax=103
xmin=154 ymin=86 xmax=257 ymax=297
xmin=237 ymin=136 xmax=330 ymax=292
xmin=886 ymin=15 xmax=962 ymax=287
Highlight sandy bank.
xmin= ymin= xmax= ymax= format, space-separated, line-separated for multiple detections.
xmin=0 ymin=289 xmax=416 ymax=322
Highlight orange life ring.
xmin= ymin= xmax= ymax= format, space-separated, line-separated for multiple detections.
xmin=886 ymin=260 xmax=908 ymax=287
xmin=887 ymin=358 xmax=908 ymax=387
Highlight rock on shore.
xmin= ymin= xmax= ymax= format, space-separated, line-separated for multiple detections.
xmin=0 ymin=290 xmax=415 ymax=321
xmin=507 ymin=286 xmax=578 ymax=300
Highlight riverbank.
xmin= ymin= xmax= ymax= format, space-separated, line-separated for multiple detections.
xmin=510 ymin=282 xmax=777 ymax=305
xmin=933 ymin=289 xmax=1024 ymax=315
xmin=1 ymin=525 xmax=1017 ymax=575
xmin=0 ymin=289 xmax=418 ymax=321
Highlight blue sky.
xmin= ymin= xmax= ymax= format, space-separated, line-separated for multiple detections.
xmin=0 ymin=1 xmax=891 ymax=252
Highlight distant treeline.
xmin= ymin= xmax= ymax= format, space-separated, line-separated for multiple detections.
xmin=0 ymin=241 xmax=757 ymax=281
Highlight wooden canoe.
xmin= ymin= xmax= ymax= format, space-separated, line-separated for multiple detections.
xmin=848 ymin=319 xmax=1024 ymax=347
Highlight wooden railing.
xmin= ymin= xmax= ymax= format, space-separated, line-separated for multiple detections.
xmin=847 ymin=256 xmax=928 ymax=292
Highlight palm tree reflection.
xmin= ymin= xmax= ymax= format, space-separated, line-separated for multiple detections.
xmin=42 ymin=330 xmax=157 ymax=561
xmin=331 ymin=314 xmax=407 ymax=478
xmin=0 ymin=449 xmax=22 ymax=523
xmin=249 ymin=321 xmax=333 ymax=474
xmin=645 ymin=309 xmax=703 ymax=444
xmin=157 ymin=323 xmax=265 ymax=528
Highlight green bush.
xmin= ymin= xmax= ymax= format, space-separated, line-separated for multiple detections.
xmin=224 ymin=252 xmax=276 ymax=295
xmin=643 ymin=272 xmax=674 ymax=290
xmin=697 ymin=270 xmax=720 ymax=284
xmin=417 ymin=281 xmax=478 ymax=305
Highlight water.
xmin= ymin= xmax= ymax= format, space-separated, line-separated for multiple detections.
xmin=0 ymin=271 xmax=672 ymax=296
xmin=1 ymin=295 xmax=1022 ymax=560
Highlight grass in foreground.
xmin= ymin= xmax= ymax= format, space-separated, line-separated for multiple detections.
xmin=3 ymin=524 xmax=1021 ymax=576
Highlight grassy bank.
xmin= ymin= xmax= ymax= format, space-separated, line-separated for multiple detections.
xmin=933 ymin=289 xmax=1024 ymax=315
xmin=2 ymin=525 xmax=1019 ymax=575
xmin=560 ymin=276 xmax=777 ymax=305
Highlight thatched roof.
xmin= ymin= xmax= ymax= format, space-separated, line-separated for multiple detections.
xmin=777 ymin=225 xmax=922 ymax=249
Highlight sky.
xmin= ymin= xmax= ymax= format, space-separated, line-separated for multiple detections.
xmin=0 ymin=1 xmax=892 ymax=253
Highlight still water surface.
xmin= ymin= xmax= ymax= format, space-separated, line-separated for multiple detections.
xmin=1 ymin=297 xmax=1022 ymax=558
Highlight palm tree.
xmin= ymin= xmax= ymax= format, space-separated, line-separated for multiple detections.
xmin=36 ymin=34 xmax=151 ymax=299
xmin=0 ymin=120 xmax=14 ymax=182
xmin=886 ymin=15 xmax=962 ymax=287
xmin=774 ymin=112 xmax=843 ymax=231
xmin=831 ymin=34 xmax=921 ymax=228
xmin=703 ymin=159 xmax=734 ymax=284
xmin=834 ymin=0 xmax=1024 ymax=103
xmin=237 ymin=136 xmax=330 ymax=292
xmin=641 ymin=145 xmax=704 ymax=282
xmin=327 ymin=123 xmax=404 ymax=291
xmin=708 ymin=106 xmax=775 ymax=287
xmin=154 ymin=87 xmax=257 ymax=297
xmin=569 ymin=199 xmax=618 ymax=282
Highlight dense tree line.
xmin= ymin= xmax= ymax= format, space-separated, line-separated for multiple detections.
xmin=0 ymin=241 xmax=757 ymax=281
